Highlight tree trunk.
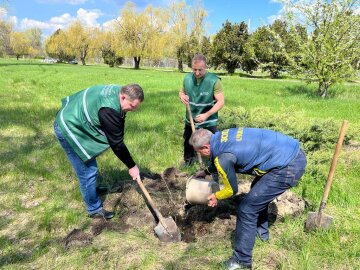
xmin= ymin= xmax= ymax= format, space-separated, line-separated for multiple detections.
xmin=270 ymin=71 xmax=279 ymax=79
xmin=178 ymin=59 xmax=183 ymax=72
xmin=134 ymin=56 xmax=141 ymax=69
xmin=318 ymin=83 xmax=327 ymax=98
xmin=81 ymin=50 xmax=87 ymax=65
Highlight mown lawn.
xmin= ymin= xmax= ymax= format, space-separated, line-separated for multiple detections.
xmin=0 ymin=59 xmax=359 ymax=270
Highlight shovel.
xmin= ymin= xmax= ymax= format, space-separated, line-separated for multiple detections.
xmin=135 ymin=176 xmax=181 ymax=242
xmin=305 ymin=120 xmax=349 ymax=231
xmin=186 ymin=103 xmax=205 ymax=169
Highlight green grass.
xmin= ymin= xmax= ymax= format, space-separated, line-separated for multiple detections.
xmin=1 ymin=58 xmax=360 ymax=269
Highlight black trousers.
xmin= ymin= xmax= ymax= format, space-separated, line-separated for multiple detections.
xmin=183 ymin=124 xmax=218 ymax=161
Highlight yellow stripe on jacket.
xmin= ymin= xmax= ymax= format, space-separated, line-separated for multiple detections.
xmin=214 ymin=157 xmax=235 ymax=200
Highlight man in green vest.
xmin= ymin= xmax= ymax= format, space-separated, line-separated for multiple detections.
xmin=179 ymin=54 xmax=225 ymax=165
xmin=54 ymin=84 xmax=144 ymax=219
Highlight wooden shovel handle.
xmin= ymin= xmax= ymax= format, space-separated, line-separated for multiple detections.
xmin=319 ymin=120 xmax=349 ymax=213
xmin=135 ymin=176 xmax=165 ymax=221
xmin=135 ymin=176 xmax=174 ymax=235
xmin=186 ymin=103 xmax=204 ymax=169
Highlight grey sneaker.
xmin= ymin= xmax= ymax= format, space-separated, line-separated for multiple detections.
xmin=223 ymin=257 xmax=252 ymax=270
xmin=88 ymin=209 xmax=115 ymax=220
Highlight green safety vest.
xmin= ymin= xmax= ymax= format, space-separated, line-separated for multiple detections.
xmin=184 ymin=72 xmax=220 ymax=128
xmin=55 ymin=85 xmax=123 ymax=162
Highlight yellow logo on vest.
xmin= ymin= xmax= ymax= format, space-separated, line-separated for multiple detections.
xmin=221 ymin=129 xmax=229 ymax=143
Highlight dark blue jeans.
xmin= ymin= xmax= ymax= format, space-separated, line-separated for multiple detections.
xmin=233 ymin=150 xmax=307 ymax=267
xmin=54 ymin=121 xmax=102 ymax=214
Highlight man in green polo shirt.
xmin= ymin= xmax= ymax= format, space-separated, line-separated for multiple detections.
xmin=54 ymin=84 xmax=144 ymax=219
xmin=179 ymin=54 xmax=225 ymax=165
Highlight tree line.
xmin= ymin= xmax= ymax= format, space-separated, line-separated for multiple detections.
xmin=0 ymin=0 xmax=359 ymax=97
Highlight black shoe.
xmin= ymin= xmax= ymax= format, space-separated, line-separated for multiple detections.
xmin=223 ymin=257 xmax=252 ymax=270
xmin=88 ymin=209 xmax=115 ymax=220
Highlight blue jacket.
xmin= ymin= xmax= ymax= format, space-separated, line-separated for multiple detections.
xmin=210 ymin=128 xmax=300 ymax=199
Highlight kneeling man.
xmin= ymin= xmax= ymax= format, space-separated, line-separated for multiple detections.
xmin=190 ymin=127 xmax=307 ymax=270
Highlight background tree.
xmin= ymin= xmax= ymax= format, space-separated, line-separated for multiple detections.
xmin=250 ymin=20 xmax=291 ymax=78
xmin=241 ymin=41 xmax=259 ymax=74
xmin=168 ymin=0 xmax=189 ymax=71
xmin=113 ymin=2 xmax=168 ymax=69
xmin=0 ymin=20 xmax=11 ymax=57
xmin=185 ymin=0 xmax=207 ymax=66
xmin=211 ymin=20 xmax=249 ymax=74
xmin=45 ymin=29 xmax=73 ymax=62
xmin=9 ymin=31 xmax=31 ymax=60
xmin=65 ymin=21 xmax=91 ymax=65
xmin=92 ymin=29 xmax=123 ymax=67
xmin=24 ymin=27 xmax=43 ymax=57
xmin=200 ymin=35 xmax=211 ymax=60
xmin=286 ymin=24 xmax=307 ymax=66
xmin=280 ymin=0 xmax=360 ymax=97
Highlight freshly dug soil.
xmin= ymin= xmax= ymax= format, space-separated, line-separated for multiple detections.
xmin=64 ymin=167 xmax=305 ymax=246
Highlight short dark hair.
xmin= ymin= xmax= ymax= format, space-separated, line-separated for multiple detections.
xmin=121 ymin=84 xmax=144 ymax=102
xmin=192 ymin=54 xmax=207 ymax=65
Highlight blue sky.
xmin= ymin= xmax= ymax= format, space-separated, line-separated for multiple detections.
xmin=1 ymin=0 xmax=285 ymax=37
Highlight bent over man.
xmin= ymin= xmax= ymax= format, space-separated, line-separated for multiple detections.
xmin=54 ymin=84 xmax=144 ymax=219
xmin=190 ymin=128 xmax=307 ymax=270
xmin=179 ymin=54 xmax=224 ymax=165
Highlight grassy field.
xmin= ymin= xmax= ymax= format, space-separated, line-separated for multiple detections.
xmin=1 ymin=59 xmax=360 ymax=270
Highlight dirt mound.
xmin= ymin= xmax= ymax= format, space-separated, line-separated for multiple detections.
xmin=64 ymin=167 xmax=305 ymax=246
xmin=64 ymin=229 xmax=93 ymax=249
xmin=91 ymin=219 xmax=130 ymax=236
xmin=269 ymin=190 xmax=306 ymax=222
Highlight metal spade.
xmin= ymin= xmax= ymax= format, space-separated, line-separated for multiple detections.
xmin=135 ymin=176 xmax=181 ymax=242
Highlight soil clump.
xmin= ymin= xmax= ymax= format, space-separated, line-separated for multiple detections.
xmin=64 ymin=167 xmax=305 ymax=247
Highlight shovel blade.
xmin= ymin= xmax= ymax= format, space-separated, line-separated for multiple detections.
xmin=154 ymin=217 xmax=181 ymax=243
xmin=305 ymin=212 xmax=333 ymax=231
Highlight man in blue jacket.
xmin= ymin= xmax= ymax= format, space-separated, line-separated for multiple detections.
xmin=190 ymin=128 xmax=307 ymax=270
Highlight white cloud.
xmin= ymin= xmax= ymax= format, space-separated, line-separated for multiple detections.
xmin=19 ymin=13 xmax=76 ymax=34
xmin=8 ymin=16 xmax=18 ymax=26
xmin=0 ymin=8 xmax=17 ymax=27
xmin=267 ymin=14 xmax=283 ymax=24
xmin=36 ymin=0 xmax=89 ymax=5
xmin=49 ymin=13 xmax=75 ymax=25
xmin=76 ymin=8 xmax=102 ymax=27
xmin=16 ymin=8 xmax=103 ymax=36
xmin=20 ymin=18 xmax=62 ymax=30
xmin=0 ymin=7 xmax=7 ymax=19
xmin=102 ymin=18 xmax=118 ymax=31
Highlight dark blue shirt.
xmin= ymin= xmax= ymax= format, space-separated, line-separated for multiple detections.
xmin=209 ymin=128 xmax=300 ymax=200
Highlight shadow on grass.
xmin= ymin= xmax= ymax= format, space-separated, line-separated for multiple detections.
xmin=210 ymin=70 xmax=271 ymax=79
xmin=0 ymin=106 xmax=60 ymax=180
xmin=0 ymin=61 xmax=50 ymax=67
xmin=284 ymin=84 xmax=344 ymax=98
xmin=0 ymin=222 xmax=59 ymax=268
xmin=96 ymin=167 xmax=161 ymax=196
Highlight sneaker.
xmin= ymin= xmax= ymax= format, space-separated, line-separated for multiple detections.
xmin=223 ymin=257 xmax=252 ymax=270
xmin=88 ymin=209 xmax=115 ymax=220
